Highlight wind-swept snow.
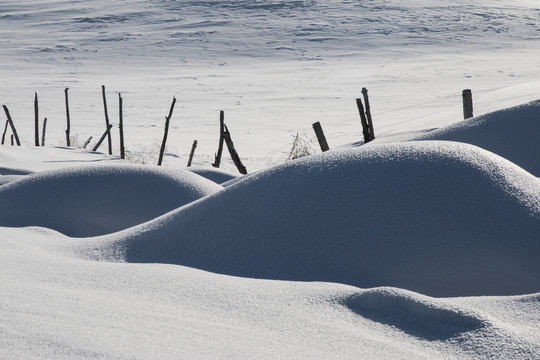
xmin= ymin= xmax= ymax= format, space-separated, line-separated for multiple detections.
xmin=82 ymin=141 xmax=540 ymax=297
xmin=0 ymin=164 xmax=222 ymax=237
xmin=411 ymin=100 xmax=540 ymax=176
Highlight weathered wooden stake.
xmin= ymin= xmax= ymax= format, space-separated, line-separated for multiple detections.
xmin=212 ymin=110 xmax=225 ymax=168
xmin=92 ymin=124 xmax=113 ymax=152
xmin=34 ymin=92 xmax=40 ymax=146
xmin=2 ymin=105 xmax=21 ymax=146
xmin=65 ymin=88 xmax=71 ymax=146
xmin=157 ymin=96 xmax=177 ymax=166
xmin=101 ymin=85 xmax=113 ymax=155
xmin=83 ymin=136 xmax=93 ymax=149
xmin=41 ymin=117 xmax=47 ymax=146
xmin=361 ymin=87 xmax=375 ymax=141
xmin=223 ymin=124 xmax=247 ymax=175
xmin=11 ymin=134 xmax=14 ymax=146
xmin=462 ymin=89 xmax=473 ymax=119
xmin=187 ymin=140 xmax=198 ymax=167
xmin=312 ymin=121 xmax=329 ymax=152
xmin=118 ymin=93 xmax=125 ymax=159
xmin=1 ymin=119 xmax=8 ymax=145
xmin=356 ymin=98 xmax=371 ymax=143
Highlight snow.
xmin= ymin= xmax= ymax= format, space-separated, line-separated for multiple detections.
xmin=2 ymin=0 xmax=540 ymax=358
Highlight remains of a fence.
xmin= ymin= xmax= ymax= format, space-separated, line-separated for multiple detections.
xmin=312 ymin=121 xmax=329 ymax=152
xmin=157 ymin=96 xmax=177 ymax=166
xmin=92 ymin=124 xmax=113 ymax=152
xmin=212 ymin=111 xmax=247 ymax=174
xmin=118 ymin=93 xmax=125 ymax=159
xmin=1 ymin=119 xmax=8 ymax=145
xmin=2 ymin=105 xmax=21 ymax=146
xmin=362 ymin=87 xmax=375 ymax=140
xmin=64 ymin=88 xmax=71 ymax=147
xmin=34 ymin=92 xmax=40 ymax=146
xmin=356 ymin=98 xmax=372 ymax=144
xmin=83 ymin=136 xmax=92 ymax=149
xmin=41 ymin=118 xmax=47 ymax=146
xmin=101 ymin=85 xmax=113 ymax=155
xmin=463 ymin=89 xmax=473 ymax=119
xmin=187 ymin=140 xmax=197 ymax=167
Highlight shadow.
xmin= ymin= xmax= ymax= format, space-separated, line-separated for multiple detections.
xmin=343 ymin=289 xmax=486 ymax=341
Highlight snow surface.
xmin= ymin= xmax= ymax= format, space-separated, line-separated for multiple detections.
xmin=2 ymin=0 xmax=540 ymax=358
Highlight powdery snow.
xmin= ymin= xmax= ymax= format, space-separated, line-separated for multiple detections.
xmin=2 ymin=0 xmax=540 ymax=358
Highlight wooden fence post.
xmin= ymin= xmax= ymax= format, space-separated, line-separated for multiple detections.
xmin=41 ymin=118 xmax=47 ymax=146
xmin=101 ymin=85 xmax=112 ymax=155
xmin=157 ymin=96 xmax=177 ymax=166
xmin=361 ymin=87 xmax=375 ymax=141
xmin=92 ymin=124 xmax=113 ymax=152
xmin=223 ymin=124 xmax=247 ymax=174
xmin=462 ymin=89 xmax=473 ymax=119
xmin=187 ymin=140 xmax=197 ymax=167
xmin=83 ymin=136 xmax=93 ymax=149
xmin=212 ymin=110 xmax=225 ymax=168
xmin=34 ymin=92 xmax=40 ymax=146
xmin=1 ymin=119 xmax=8 ymax=145
xmin=65 ymin=88 xmax=71 ymax=146
xmin=118 ymin=93 xmax=125 ymax=159
xmin=312 ymin=121 xmax=329 ymax=152
xmin=2 ymin=105 xmax=21 ymax=146
xmin=356 ymin=98 xmax=371 ymax=143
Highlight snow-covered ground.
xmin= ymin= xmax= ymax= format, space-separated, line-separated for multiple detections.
xmin=2 ymin=0 xmax=540 ymax=358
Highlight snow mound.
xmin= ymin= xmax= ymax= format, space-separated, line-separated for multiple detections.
xmin=0 ymin=164 xmax=222 ymax=237
xmin=98 ymin=141 xmax=540 ymax=296
xmin=411 ymin=100 xmax=540 ymax=176
xmin=345 ymin=287 xmax=486 ymax=340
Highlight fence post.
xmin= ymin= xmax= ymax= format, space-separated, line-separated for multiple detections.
xmin=1 ymin=119 xmax=8 ymax=145
xmin=312 ymin=121 xmax=329 ymax=152
xmin=2 ymin=105 xmax=21 ymax=146
xmin=157 ymin=96 xmax=177 ymax=166
xmin=92 ymin=124 xmax=113 ymax=152
xmin=212 ymin=110 xmax=225 ymax=168
xmin=101 ymin=85 xmax=113 ymax=155
xmin=34 ymin=92 xmax=40 ymax=146
xmin=41 ymin=118 xmax=47 ymax=146
xmin=462 ymin=89 xmax=473 ymax=119
xmin=361 ymin=87 xmax=375 ymax=141
xmin=356 ymin=98 xmax=371 ymax=143
xmin=223 ymin=124 xmax=247 ymax=175
xmin=187 ymin=140 xmax=197 ymax=167
xmin=118 ymin=93 xmax=125 ymax=159
xmin=65 ymin=88 xmax=71 ymax=146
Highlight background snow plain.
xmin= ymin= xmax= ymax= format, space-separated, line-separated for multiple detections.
xmin=1 ymin=0 xmax=540 ymax=358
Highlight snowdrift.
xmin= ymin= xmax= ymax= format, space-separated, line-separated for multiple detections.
xmin=411 ymin=100 xmax=540 ymax=176
xmin=96 ymin=141 xmax=540 ymax=297
xmin=0 ymin=165 xmax=222 ymax=237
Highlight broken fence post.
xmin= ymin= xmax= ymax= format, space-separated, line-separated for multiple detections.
xmin=187 ymin=140 xmax=197 ymax=167
xmin=65 ymin=87 xmax=71 ymax=147
xmin=157 ymin=96 xmax=177 ymax=166
xmin=2 ymin=105 xmax=21 ymax=146
xmin=92 ymin=124 xmax=113 ymax=152
xmin=462 ymin=89 xmax=473 ymax=119
xmin=212 ymin=110 xmax=225 ymax=168
xmin=41 ymin=118 xmax=47 ymax=146
xmin=34 ymin=92 xmax=40 ymax=146
xmin=361 ymin=87 xmax=375 ymax=141
xmin=356 ymin=98 xmax=372 ymax=144
xmin=101 ymin=85 xmax=113 ymax=155
xmin=223 ymin=124 xmax=247 ymax=175
xmin=1 ymin=119 xmax=8 ymax=145
xmin=118 ymin=93 xmax=125 ymax=159
xmin=312 ymin=121 xmax=329 ymax=152
xmin=83 ymin=136 xmax=93 ymax=149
